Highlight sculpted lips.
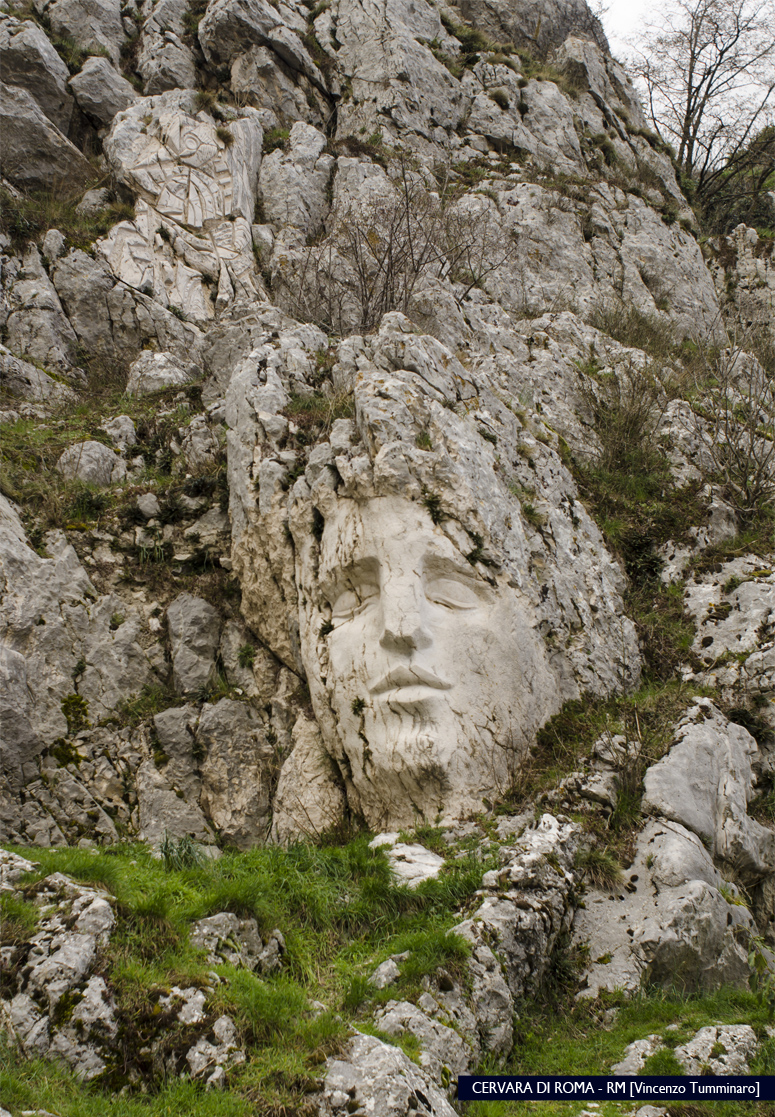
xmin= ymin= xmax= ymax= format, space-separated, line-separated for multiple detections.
xmin=369 ymin=665 xmax=452 ymax=695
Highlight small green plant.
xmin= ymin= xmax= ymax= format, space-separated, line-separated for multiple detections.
xmin=215 ymin=125 xmax=234 ymax=147
xmin=61 ymin=693 xmax=90 ymax=736
xmin=49 ymin=737 xmax=82 ymax=767
xmin=109 ymin=613 xmax=124 ymax=631
xmin=489 ymin=87 xmax=510 ymax=110
xmin=351 ymin=697 xmax=366 ymax=716
xmin=643 ymin=1047 xmax=685 ymax=1074
xmin=263 ymin=127 xmax=290 ymax=154
xmin=238 ymin=643 xmax=256 ymax=669
xmin=194 ymin=88 xmax=218 ymax=113
xmin=182 ymin=0 xmax=209 ymax=34
xmin=465 ymin=531 xmax=496 ymax=567
xmin=421 ymin=489 xmax=444 ymax=524
xmin=478 ymin=426 xmax=498 ymax=445
xmin=574 ymin=846 xmax=623 ymax=889
xmin=522 ymin=502 xmax=546 ymax=529
xmin=159 ymin=831 xmax=204 ymax=872
xmin=0 ymin=894 xmax=39 ymax=946
xmin=320 ymin=620 xmax=334 ymax=637
xmin=415 ymin=429 xmax=433 ymax=450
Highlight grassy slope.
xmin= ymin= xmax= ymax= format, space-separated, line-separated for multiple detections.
xmin=3 ymin=841 xmax=775 ymax=1117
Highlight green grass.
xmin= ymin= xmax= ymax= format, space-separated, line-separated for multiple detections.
xmin=283 ymin=390 xmax=355 ymax=448
xmin=0 ymin=184 xmax=135 ymax=254
xmin=2 ymin=835 xmax=496 ymax=1111
xmin=5 ymin=838 xmax=775 ymax=1115
xmin=0 ymin=1059 xmax=254 ymax=1117
xmin=0 ymin=892 xmax=39 ymax=946
xmin=0 ymin=385 xmax=228 ymax=567
xmin=463 ymin=987 xmax=775 ymax=1116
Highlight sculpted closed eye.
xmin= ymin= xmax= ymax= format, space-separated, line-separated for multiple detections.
xmin=331 ymin=583 xmax=379 ymax=620
xmin=425 ymin=576 xmax=482 ymax=609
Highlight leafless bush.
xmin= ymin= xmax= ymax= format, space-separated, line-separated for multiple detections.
xmin=275 ymin=166 xmax=519 ymax=335
xmin=691 ymin=339 xmax=775 ymax=520
xmin=577 ymin=355 xmax=672 ymax=477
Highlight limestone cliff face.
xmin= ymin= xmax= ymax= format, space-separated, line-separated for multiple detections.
xmin=2 ymin=0 xmax=775 ymax=1098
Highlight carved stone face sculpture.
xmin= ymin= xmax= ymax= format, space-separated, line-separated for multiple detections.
xmin=310 ymin=494 xmax=554 ymax=828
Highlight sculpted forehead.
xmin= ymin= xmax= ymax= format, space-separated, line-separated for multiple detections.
xmin=318 ymin=495 xmax=460 ymax=579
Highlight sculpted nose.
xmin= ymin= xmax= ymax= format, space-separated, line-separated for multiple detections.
xmin=379 ymin=580 xmax=432 ymax=653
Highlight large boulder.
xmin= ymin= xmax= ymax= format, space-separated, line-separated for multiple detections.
xmin=51 ymin=248 xmax=205 ymax=365
xmin=68 ymin=56 xmax=138 ymax=127
xmin=643 ymin=700 xmax=775 ymax=885
xmin=125 ymin=349 xmax=197 ymax=395
xmin=0 ymin=81 xmax=92 ymax=191
xmin=258 ymin=121 xmax=334 ymax=236
xmin=197 ymin=698 xmax=275 ymax=847
xmin=4 ymin=245 xmax=81 ymax=374
xmin=167 ymin=593 xmax=221 ymax=695
xmin=56 ymin=441 xmax=126 ymax=486
xmin=0 ymin=15 xmax=73 ymax=132
xmin=136 ymin=759 xmax=214 ymax=845
xmin=33 ymin=0 xmax=126 ymax=67
xmin=576 ymin=817 xmax=754 ymax=997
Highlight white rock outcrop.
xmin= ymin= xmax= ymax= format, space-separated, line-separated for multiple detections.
xmin=102 ymin=91 xmax=264 ymax=320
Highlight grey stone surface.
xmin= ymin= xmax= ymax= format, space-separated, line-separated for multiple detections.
xmin=191 ymin=913 xmax=285 ymax=972
xmin=4 ymin=245 xmax=81 ymax=374
xmin=318 ymin=1031 xmax=458 ymax=1117
xmin=52 ymin=247 xmax=205 ymax=366
xmin=167 ymin=593 xmax=221 ymax=695
xmin=258 ymin=121 xmax=334 ymax=236
xmin=101 ymin=413 xmax=136 ymax=449
xmin=33 ymin=0 xmax=125 ymax=67
xmin=136 ymin=758 xmax=214 ymax=844
xmin=185 ymin=1014 xmax=245 ymax=1080
xmin=197 ymin=698 xmax=274 ymax=847
xmin=69 ymin=56 xmax=138 ymax=126
xmin=0 ymin=15 xmax=73 ymax=132
xmin=152 ymin=702 xmax=201 ymax=797
xmin=56 ymin=440 xmax=126 ymax=486
xmin=137 ymin=28 xmax=197 ymax=94
xmin=369 ymin=834 xmax=446 ymax=888
xmin=0 ymin=345 xmax=75 ymax=404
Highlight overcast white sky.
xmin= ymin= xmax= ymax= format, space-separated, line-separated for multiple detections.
xmin=601 ymin=0 xmax=654 ymax=60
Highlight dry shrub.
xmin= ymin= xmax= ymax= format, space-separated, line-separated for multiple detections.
xmin=275 ymin=165 xmax=518 ymax=335
xmin=688 ymin=330 xmax=775 ymax=522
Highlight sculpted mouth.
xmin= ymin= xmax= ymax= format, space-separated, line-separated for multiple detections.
xmin=369 ymin=665 xmax=452 ymax=694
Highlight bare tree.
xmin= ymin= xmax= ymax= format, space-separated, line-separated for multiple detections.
xmin=629 ymin=0 xmax=775 ymax=208
xmin=690 ymin=338 xmax=775 ymax=521
xmin=274 ymin=167 xmax=518 ymax=336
